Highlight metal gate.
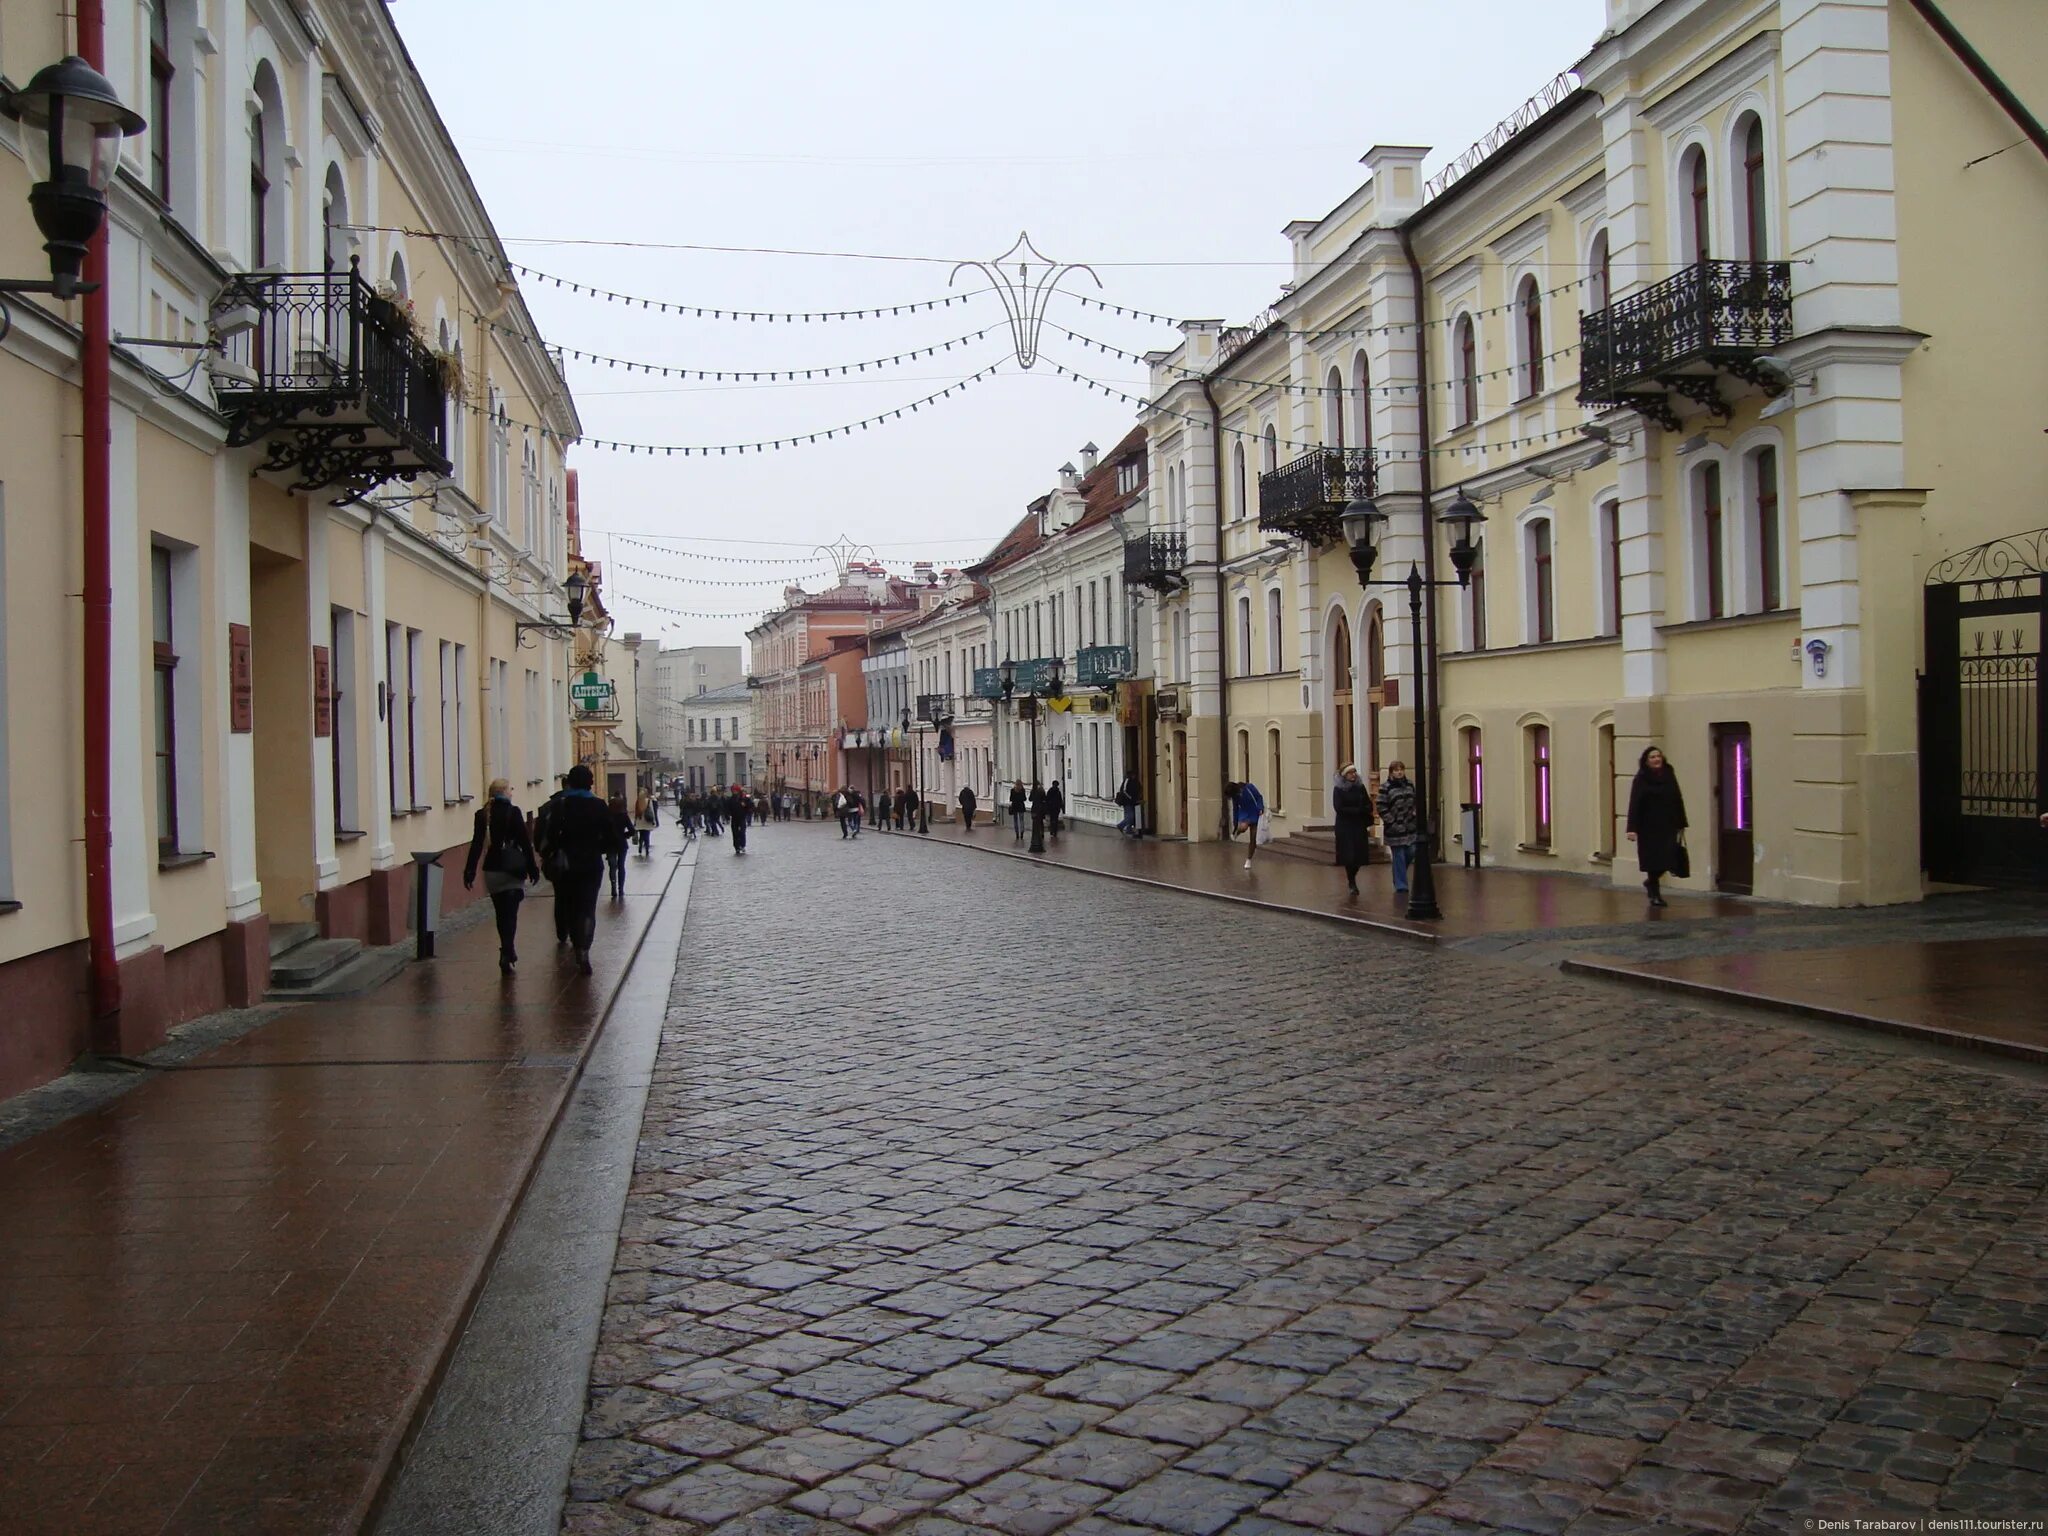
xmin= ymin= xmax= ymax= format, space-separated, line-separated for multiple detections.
xmin=1922 ymin=529 xmax=2047 ymax=888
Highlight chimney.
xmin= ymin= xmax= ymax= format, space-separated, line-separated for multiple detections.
xmin=1059 ymin=461 xmax=1078 ymax=492
xmin=913 ymin=561 xmax=936 ymax=585
xmin=1078 ymin=441 xmax=1099 ymax=474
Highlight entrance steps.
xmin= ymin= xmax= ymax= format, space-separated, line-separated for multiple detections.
xmin=268 ymin=926 xmax=409 ymax=1000
xmin=1261 ymin=823 xmax=1339 ymax=867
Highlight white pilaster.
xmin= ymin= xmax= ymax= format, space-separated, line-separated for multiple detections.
xmin=108 ymin=406 xmax=154 ymax=954
xmin=1616 ymin=425 xmax=1669 ymax=697
xmin=215 ymin=456 xmax=261 ymax=917
xmin=365 ymin=521 xmax=395 ymax=865
xmin=309 ymin=511 xmax=337 ymax=885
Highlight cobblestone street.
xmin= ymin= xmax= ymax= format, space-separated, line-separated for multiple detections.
xmin=572 ymin=826 xmax=2048 ymax=1535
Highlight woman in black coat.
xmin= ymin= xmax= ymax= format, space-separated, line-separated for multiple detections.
xmin=464 ymin=778 xmax=540 ymax=973
xmin=1626 ymin=745 xmax=1688 ymax=907
xmin=1331 ymin=764 xmax=1375 ymax=894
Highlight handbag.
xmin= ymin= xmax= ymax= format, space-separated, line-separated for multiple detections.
xmin=484 ymin=834 xmax=527 ymax=877
xmin=1669 ymin=832 xmax=1691 ymax=880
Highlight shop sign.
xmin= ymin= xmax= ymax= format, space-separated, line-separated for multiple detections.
xmin=312 ymin=645 xmax=331 ymax=738
xmin=229 ymin=623 xmax=253 ymax=733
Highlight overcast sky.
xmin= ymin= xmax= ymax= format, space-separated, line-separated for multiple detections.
xmin=395 ymin=0 xmax=1609 ymax=652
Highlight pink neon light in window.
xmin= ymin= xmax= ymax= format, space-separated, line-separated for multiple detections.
xmin=1734 ymin=740 xmax=1749 ymax=830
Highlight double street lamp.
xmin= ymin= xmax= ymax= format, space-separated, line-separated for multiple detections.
xmin=999 ymin=654 xmax=1064 ymax=855
xmin=899 ymin=708 xmax=930 ymax=834
xmin=1339 ymin=488 xmax=1485 ymax=922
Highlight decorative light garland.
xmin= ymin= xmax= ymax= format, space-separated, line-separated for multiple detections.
xmin=1067 ymin=273 xmax=1591 ymax=336
xmin=478 ymin=314 xmax=1002 ymax=382
xmin=611 ymin=559 xmax=833 ymax=588
xmin=507 ymin=260 xmax=991 ymax=322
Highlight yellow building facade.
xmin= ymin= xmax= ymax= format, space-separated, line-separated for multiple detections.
xmin=0 ymin=0 xmax=579 ymax=1095
xmin=1139 ymin=0 xmax=2045 ymax=907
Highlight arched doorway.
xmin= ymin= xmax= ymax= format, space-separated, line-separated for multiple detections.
xmin=1365 ymin=609 xmax=1385 ymax=774
xmin=1331 ymin=611 xmax=1354 ymax=777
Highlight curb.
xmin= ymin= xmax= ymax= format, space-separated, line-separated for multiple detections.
xmin=360 ymin=843 xmax=693 ymax=1534
xmin=908 ymin=826 xmax=1440 ymax=947
xmin=1559 ymin=956 xmax=2048 ymax=1068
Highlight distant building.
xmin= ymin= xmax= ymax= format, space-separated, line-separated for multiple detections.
xmin=649 ymin=645 xmax=743 ymax=768
xmin=680 ymin=682 xmax=754 ymax=792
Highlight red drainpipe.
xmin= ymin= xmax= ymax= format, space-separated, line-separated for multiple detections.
xmin=78 ymin=0 xmax=123 ymax=1046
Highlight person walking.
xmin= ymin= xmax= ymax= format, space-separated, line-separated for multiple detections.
xmin=1225 ymin=780 xmax=1266 ymax=869
xmin=633 ymin=789 xmax=658 ymax=856
xmin=541 ymin=765 xmax=623 ymax=975
xmin=605 ymin=794 xmax=634 ymax=901
xmin=464 ymin=778 xmax=540 ymax=974
xmin=1114 ymin=772 xmax=1142 ymax=837
xmin=1008 ymin=780 xmax=1027 ymax=841
xmin=847 ymin=786 xmax=864 ymax=837
xmin=833 ymin=787 xmax=851 ymax=838
xmin=893 ymin=786 xmax=909 ymax=832
xmin=1045 ymin=780 xmax=1066 ymax=837
xmin=1377 ymin=761 xmax=1419 ymax=897
xmin=532 ymin=776 xmax=572 ymax=947
xmin=957 ymin=784 xmax=977 ymax=832
xmin=729 ymin=784 xmax=753 ymax=854
xmin=1332 ymin=764 xmax=1376 ymax=895
xmin=1626 ymin=745 xmax=1689 ymax=908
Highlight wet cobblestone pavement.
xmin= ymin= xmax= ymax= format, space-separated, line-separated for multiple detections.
xmin=571 ymin=826 xmax=2048 ymax=1534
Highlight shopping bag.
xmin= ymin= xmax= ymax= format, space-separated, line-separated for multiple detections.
xmin=1256 ymin=811 xmax=1274 ymax=845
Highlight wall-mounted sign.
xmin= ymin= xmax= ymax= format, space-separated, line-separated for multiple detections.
xmin=229 ymin=623 xmax=253 ymax=734
xmin=570 ymin=669 xmax=616 ymax=715
xmin=312 ymin=645 xmax=331 ymax=738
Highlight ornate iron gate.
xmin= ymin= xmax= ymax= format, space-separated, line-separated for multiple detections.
xmin=1922 ymin=530 xmax=2047 ymax=888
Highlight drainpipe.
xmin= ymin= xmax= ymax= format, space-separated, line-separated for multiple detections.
xmin=79 ymin=0 xmax=121 ymax=1048
xmin=1905 ymin=0 xmax=2048 ymax=164
xmin=1202 ymin=377 xmax=1232 ymax=838
xmin=1399 ymin=225 xmax=1445 ymax=849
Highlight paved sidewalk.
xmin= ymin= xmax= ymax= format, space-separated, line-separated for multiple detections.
xmin=917 ymin=821 xmax=2048 ymax=1062
xmin=0 ymin=830 xmax=690 ymax=1536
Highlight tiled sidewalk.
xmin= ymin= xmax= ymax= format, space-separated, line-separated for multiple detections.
xmin=0 ymin=834 xmax=689 ymax=1536
xmin=918 ymin=821 xmax=2048 ymax=1063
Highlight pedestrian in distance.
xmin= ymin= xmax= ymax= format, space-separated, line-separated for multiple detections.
xmin=1009 ymin=780 xmax=1027 ymax=841
xmin=833 ymin=786 xmax=851 ymax=838
xmin=847 ymin=786 xmax=864 ymax=837
xmin=1114 ymin=771 xmax=1142 ymax=837
xmin=1225 ymin=779 xmax=1265 ymax=870
xmin=1045 ymin=780 xmax=1065 ymax=837
xmin=729 ymin=784 xmax=753 ymax=854
xmin=1377 ymin=761 xmax=1418 ymax=896
xmin=957 ymin=783 xmax=977 ymax=831
xmin=532 ymin=775 xmax=572 ymax=946
xmin=541 ymin=764 xmax=624 ymax=975
xmin=1626 ymin=744 xmax=1689 ymax=908
xmin=464 ymin=778 xmax=540 ymax=974
xmin=604 ymin=794 xmax=634 ymax=901
xmin=895 ymin=786 xmax=911 ymax=831
xmin=1332 ymin=764 xmax=1375 ymax=895
xmin=634 ymin=788 xmax=658 ymax=856
xmin=1027 ymin=781 xmax=1044 ymax=840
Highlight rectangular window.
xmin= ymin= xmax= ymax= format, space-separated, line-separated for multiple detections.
xmin=1266 ymin=588 xmax=1284 ymax=672
xmin=149 ymin=1 xmax=173 ymax=203
xmin=1533 ymin=520 xmax=1555 ymax=644
xmin=405 ymin=629 xmax=423 ymax=809
xmin=1603 ymin=501 xmax=1622 ymax=636
xmin=525 ymin=668 xmax=541 ymax=783
xmin=439 ymin=641 xmax=456 ymax=798
xmin=152 ymin=546 xmax=179 ymax=853
xmin=714 ymin=717 xmax=723 ymax=741
xmin=454 ymin=644 xmax=471 ymax=796
xmin=1701 ymin=463 xmax=1726 ymax=619
xmin=331 ymin=609 xmax=358 ymax=831
xmin=1469 ymin=544 xmax=1488 ymax=652
xmin=1464 ymin=727 xmax=1485 ymax=809
xmin=1529 ymin=725 xmax=1552 ymax=848
xmin=385 ymin=623 xmax=403 ymax=811
xmin=1237 ymin=594 xmax=1252 ymax=674
xmin=1754 ymin=447 xmax=1782 ymax=612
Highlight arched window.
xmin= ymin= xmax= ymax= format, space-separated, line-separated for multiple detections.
xmin=1527 ymin=724 xmax=1553 ymax=849
xmin=1454 ymin=315 xmax=1477 ymax=427
xmin=1324 ymin=364 xmax=1345 ymax=449
xmin=1596 ymin=721 xmax=1618 ymax=857
xmin=1364 ymin=610 xmax=1383 ymax=772
xmin=1261 ymin=424 xmax=1278 ymax=474
xmin=1236 ymin=593 xmax=1252 ymax=675
xmin=1265 ymin=587 xmax=1284 ymax=672
xmin=1694 ymin=460 xmax=1726 ymax=619
xmin=1683 ymin=145 xmax=1711 ymax=265
xmin=1332 ymin=610 xmax=1355 ymax=773
xmin=1462 ymin=726 xmax=1485 ymax=812
xmin=388 ymin=251 xmax=408 ymax=300
xmin=1598 ymin=499 xmax=1622 ymax=636
xmin=1236 ymin=728 xmax=1251 ymax=781
xmin=1751 ymin=445 xmax=1782 ymax=611
xmin=1232 ymin=442 xmax=1246 ymax=521
xmin=1352 ymin=351 xmax=1372 ymax=451
xmin=1740 ymin=116 xmax=1768 ymax=264
xmin=1525 ymin=517 xmax=1555 ymax=644
xmin=322 ymin=165 xmax=348 ymax=275
xmin=1466 ymin=538 xmax=1488 ymax=651
xmin=1268 ymin=728 xmax=1284 ymax=813
xmin=1588 ymin=229 xmax=1611 ymax=312
xmin=149 ymin=0 xmax=174 ymax=201
xmin=247 ymin=104 xmax=271 ymax=266
xmin=1518 ymin=277 xmax=1544 ymax=398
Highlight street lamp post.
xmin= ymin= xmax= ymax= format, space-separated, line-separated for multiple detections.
xmin=999 ymin=655 xmax=1064 ymax=855
xmin=900 ymin=708 xmax=931 ymax=834
xmin=1339 ymin=488 xmax=1485 ymax=922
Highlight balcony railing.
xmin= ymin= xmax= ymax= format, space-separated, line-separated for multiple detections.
xmin=1578 ymin=259 xmax=1793 ymax=427
xmin=214 ymin=257 xmax=452 ymax=494
xmin=915 ymin=693 xmax=954 ymax=724
xmin=1258 ymin=447 xmax=1378 ymax=545
xmin=1123 ymin=530 xmax=1187 ymax=592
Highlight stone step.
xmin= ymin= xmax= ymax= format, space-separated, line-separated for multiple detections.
xmin=268 ymin=944 xmax=408 ymax=1001
xmin=268 ymin=921 xmax=320 ymax=960
xmin=268 ymin=936 xmax=362 ymax=989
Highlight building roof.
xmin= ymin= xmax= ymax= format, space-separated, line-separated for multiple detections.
xmin=964 ymin=502 xmax=1049 ymax=580
xmin=1073 ymin=425 xmax=1147 ymax=534
xmin=682 ymin=681 xmax=753 ymax=707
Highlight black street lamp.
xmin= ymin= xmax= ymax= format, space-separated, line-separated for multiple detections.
xmin=900 ymin=708 xmax=930 ymax=834
xmin=1339 ymin=486 xmax=1485 ymax=921
xmin=0 ymin=56 xmax=145 ymax=303
xmin=999 ymin=654 xmax=1063 ymax=854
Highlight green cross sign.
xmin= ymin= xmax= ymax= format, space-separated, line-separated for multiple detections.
xmin=570 ymin=670 xmax=614 ymax=709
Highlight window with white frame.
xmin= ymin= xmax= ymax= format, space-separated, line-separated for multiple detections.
xmin=1693 ymin=460 xmax=1728 ymax=619
xmin=1517 ymin=276 xmax=1544 ymax=399
xmin=489 ymin=390 xmax=511 ymax=525
xmin=525 ymin=669 xmax=541 ymax=783
xmin=454 ymin=644 xmax=471 ymax=794
xmin=1268 ymin=727 xmax=1284 ymax=812
xmin=1736 ymin=113 xmax=1769 ymax=264
xmin=405 ymin=629 xmax=424 ymax=810
xmin=385 ymin=623 xmax=404 ymax=810
xmin=491 ymin=658 xmax=510 ymax=778
xmin=1588 ymin=229 xmax=1611 ymax=312
xmin=1352 ymin=351 xmax=1372 ymax=451
xmin=1265 ymin=587 xmax=1284 ymax=673
xmin=439 ymin=641 xmax=457 ymax=798
xmin=1682 ymin=144 xmax=1712 ymax=265
xmin=1597 ymin=498 xmax=1622 ymax=636
xmin=331 ymin=608 xmax=358 ymax=831
xmin=149 ymin=0 xmax=175 ymax=203
xmin=1454 ymin=314 xmax=1477 ymax=427
xmin=1524 ymin=516 xmax=1556 ymax=645
xmin=1232 ymin=442 xmax=1246 ymax=520
xmin=1235 ymin=593 xmax=1252 ymax=676
xmin=1324 ymin=364 xmax=1345 ymax=448
xmin=150 ymin=542 xmax=203 ymax=854
xmin=521 ymin=438 xmax=539 ymax=551
xmin=1750 ymin=445 xmax=1783 ymax=612
xmin=1261 ymin=425 xmax=1278 ymax=475
xmin=1527 ymin=723 xmax=1553 ymax=849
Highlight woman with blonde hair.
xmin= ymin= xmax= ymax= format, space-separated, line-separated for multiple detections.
xmin=464 ymin=777 xmax=539 ymax=974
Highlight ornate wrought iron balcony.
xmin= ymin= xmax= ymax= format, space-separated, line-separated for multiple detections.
xmin=1123 ymin=530 xmax=1187 ymax=592
xmin=1258 ymin=447 xmax=1377 ymax=545
xmin=213 ymin=258 xmax=452 ymax=494
xmin=1578 ymin=259 xmax=1793 ymax=429
xmin=915 ymin=693 xmax=954 ymax=724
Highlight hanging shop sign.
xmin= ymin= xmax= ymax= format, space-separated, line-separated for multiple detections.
xmin=570 ymin=669 xmax=616 ymax=716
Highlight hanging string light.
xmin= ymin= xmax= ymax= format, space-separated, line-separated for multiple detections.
xmin=506 ymin=259 xmax=992 ymax=322
xmin=476 ymin=314 xmax=1003 ymax=381
xmin=610 ymin=559 xmax=834 ymax=588
xmin=1065 ymin=273 xmax=1592 ymax=336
